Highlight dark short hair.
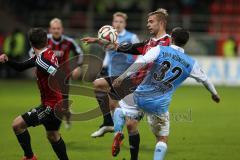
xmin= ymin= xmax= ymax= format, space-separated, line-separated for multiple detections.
xmin=171 ymin=27 xmax=189 ymax=47
xmin=28 ymin=28 xmax=47 ymax=49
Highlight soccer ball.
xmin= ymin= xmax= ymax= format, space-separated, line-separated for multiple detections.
xmin=98 ymin=25 xmax=118 ymax=45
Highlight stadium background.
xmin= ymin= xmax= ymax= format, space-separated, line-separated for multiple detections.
xmin=0 ymin=0 xmax=240 ymax=160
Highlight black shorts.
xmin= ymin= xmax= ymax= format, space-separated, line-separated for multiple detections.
xmin=22 ymin=105 xmax=62 ymax=131
xmin=105 ymin=76 xmax=137 ymax=100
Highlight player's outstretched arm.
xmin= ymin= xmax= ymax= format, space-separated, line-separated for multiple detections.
xmin=0 ymin=53 xmax=35 ymax=72
xmin=190 ymin=62 xmax=220 ymax=103
xmin=81 ymin=37 xmax=99 ymax=44
xmin=113 ymin=46 xmax=161 ymax=87
xmin=116 ymin=41 xmax=147 ymax=55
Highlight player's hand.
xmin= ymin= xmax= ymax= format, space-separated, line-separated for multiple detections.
xmin=81 ymin=37 xmax=99 ymax=44
xmin=104 ymin=42 xmax=118 ymax=50
xmin=0 ymin=54 xmax=8 ymax=63
xmin=112 ymin=77 xmax=124 ymax=88
xmin=212 ymin=94 xmax=220 ymax=103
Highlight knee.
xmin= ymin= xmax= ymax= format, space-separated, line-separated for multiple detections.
xmin=12 ymin=116 xmax=25 ymax=133
xmin=157 ymin=136 xmax=168 ymax=144
xmin=47 ymin=132 xmax=60 ymax=143
xmin=93 ymin=79 xmax=102 ymax=89
xmin=109 ymin=100 xmax=118 ymax=110
xmin=126 ymin=120 xmax=137 ymax=133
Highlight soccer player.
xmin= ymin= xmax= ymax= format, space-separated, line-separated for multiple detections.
xmin=81 ymin=8 xmax=170 ymax=138
xmin=113 ymin=27 xmax=221 ymax=160
xmin=82 ymin=12 xmax=140 ymax=137
xmin=112 ymin=94 xmax=144 ymax=160
xmin=0 ymin=28 xmax=69 ymax=160
xmin=29 ymin=18 xmax=84 ymax=128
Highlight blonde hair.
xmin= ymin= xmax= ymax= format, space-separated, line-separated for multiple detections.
xmin=113 ymin=12 xmax=128 ymax=21
xmin=148 ymin=8 xmax=168 ymax=28
xmin=49 ymin=18 xmax=63 ymax=27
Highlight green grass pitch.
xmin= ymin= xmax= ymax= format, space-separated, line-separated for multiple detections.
xmin=0 ymin=80 xmax=240 ymax=160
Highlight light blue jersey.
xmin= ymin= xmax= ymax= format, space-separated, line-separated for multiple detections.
xmin=134 ymin=45 xmax=195 ymax=114
xmin=106 ymin=29 xmax=139 ymax=76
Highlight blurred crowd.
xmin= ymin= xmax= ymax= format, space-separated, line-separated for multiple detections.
xmin=1 ymin=0 xmax=240 ymax=79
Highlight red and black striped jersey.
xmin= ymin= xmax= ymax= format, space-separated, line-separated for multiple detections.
xmin=117 ymin=34 xmax=171 ymax=84
xmin=8 ymin=48 xmax=62 ymax=109
xmin=47 ymin=34 xmax=83 ymax=65
xmin=117 ymin=34 xmax=171 ymax=55
xmin=29 ymin=34 xmax=83 ymax=74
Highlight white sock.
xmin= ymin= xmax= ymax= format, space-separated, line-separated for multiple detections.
xmin=154 ymin=141 xmax=167 ymax=160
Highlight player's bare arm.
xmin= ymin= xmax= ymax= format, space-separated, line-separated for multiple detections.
xmin=81 ymin=37 xmax=99 ymax=44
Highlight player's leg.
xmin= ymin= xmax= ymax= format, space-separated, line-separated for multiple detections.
xmin=91 ymin=77 xmax=114 ymax=137
xmin=94 ymin=77 xmax=113 ymax=125
xmin=12 ymin=116 xmax=36 ymax=159
xmin=112 ymin=101 xmax=143 ymax=159
xmin=147 ymin=113 xmax=170 ymax=160
xmin=112 ymin=107 xmax=125 ymax=156
xmin=12 ymin=106 xmax=48 ymax=159
xmin=62 ymin=78 xmax=71 ymax=129
xmin=154 ymin=136 xmax=168 ymax=160
xmin=126 ymin=118 xmax=140 ymax=160
xmin=43 ymin=109 xmax=69 ymax=160
xmin=46 ymin=131 xmax=68 ymax=160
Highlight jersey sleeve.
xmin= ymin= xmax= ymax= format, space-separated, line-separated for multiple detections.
xmin=6 ymin=57 xmax=36 ymax=71
xmin=190 ymin=62 xmax=218 ymax=95
xmin=36 ymin=53 xmax=58 ymax=75
xmin=69 ymin=37 xmax=84 ymax=65
xmin=117 ymin=40 xmax=148 ymax=55
xmin=189 ymin=62 xmax=208 ymax=82
xmin=118 ymin=46 xmax=161 ymax=80
xmin=136 ymin=45 xmax=161 ymax=64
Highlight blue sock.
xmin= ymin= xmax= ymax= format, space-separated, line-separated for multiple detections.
xmin=113 ymin=108 xmax=125 ymax=133
xmin=154 ymin=141 xmax=167 ymax=160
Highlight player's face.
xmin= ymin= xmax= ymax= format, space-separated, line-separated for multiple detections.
xmin=147 ymin=15 xmax=163 ymax=36
xmin=49 ymin=22 xmax=63 ymax=39
xmin=112 ymin=16 xmax=126 ymax=33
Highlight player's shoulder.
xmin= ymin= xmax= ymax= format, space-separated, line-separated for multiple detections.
xmin=125 ymin=30 xmax=137 ymax=36
xmin=62 ymin=35 xmax=77 ymax=43
xmin=42 ymin=48 xmax=55 ymax=60
xmin=42 ymin=48 xmax=59 ymax=66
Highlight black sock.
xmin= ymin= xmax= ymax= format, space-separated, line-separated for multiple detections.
xmin=103 ymin=113 xmax=113 ymax=126
xmin=51 ymin=137 xmax=69 ymax=160
xmin=16 ymin=130 xmax=33 ymax=158
xmin=95 ymin=90 xmax=113 ymax=126
xmin=129 ymin=133 xmax=140 ymax=160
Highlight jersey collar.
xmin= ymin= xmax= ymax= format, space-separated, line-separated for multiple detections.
xmin=170 ymin=44 xmax=184 ymax=52
xmin=151 ymin=34 xmax=170 ymax=41
xmin=49 ymin=34 xmax=64 ymax=44
xmin=38 ymin=47 xmax=48 ymax=56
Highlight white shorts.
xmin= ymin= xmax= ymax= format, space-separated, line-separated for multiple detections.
xmin=147 ymin=112 xmax=170 ymax=137
xmin=118 ymin=94 xmax=144 ymax=121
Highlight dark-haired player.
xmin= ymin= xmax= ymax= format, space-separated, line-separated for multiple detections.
xmin=29 ymin=18 xmax=84 ymax=129
xmin=113 ymin=27 xmax=220 ymax=160
xmin=0 ymin=28 xmax=69 ymax=160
